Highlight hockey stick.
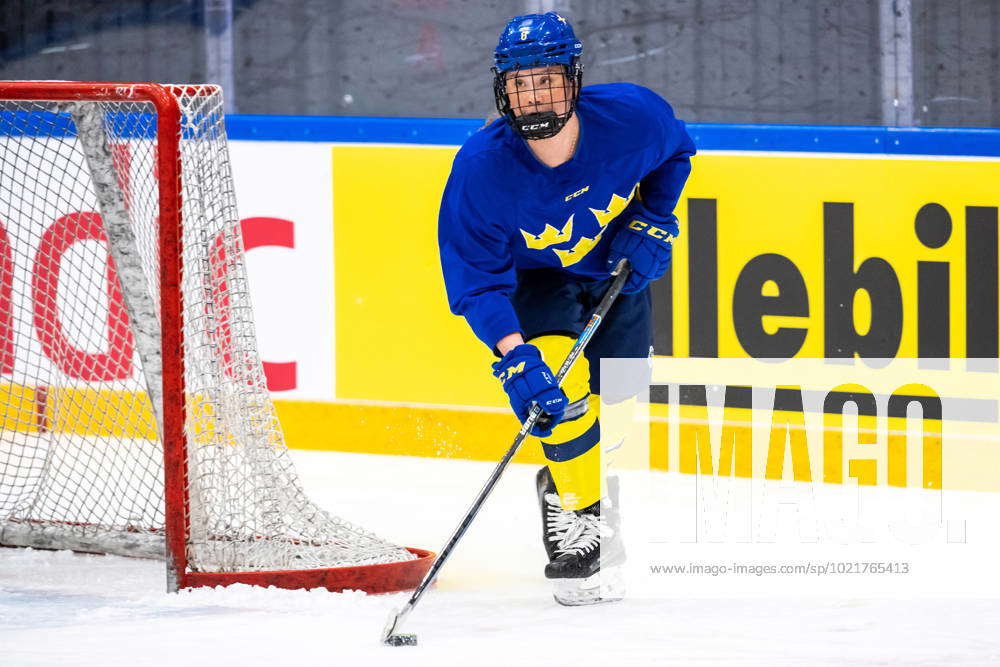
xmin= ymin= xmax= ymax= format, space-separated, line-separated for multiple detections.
xmin=382 ymin=258 xmax=632 ymax=646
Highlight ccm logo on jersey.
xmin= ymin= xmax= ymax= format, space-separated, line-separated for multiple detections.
xmin=564 ymin=185 xmax=589 ymax=202
xmin=498 ymin=361 xmax=526 ymax=384
xmin=628 ymin=220 xmax=675 ymax=241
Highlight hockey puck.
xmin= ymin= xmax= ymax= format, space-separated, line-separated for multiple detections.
xmin=384 ymin=633 xmax=418 ymax=647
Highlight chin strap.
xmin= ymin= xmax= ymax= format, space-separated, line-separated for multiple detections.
xmin=514 ymin=110 xmax=572 ymax=140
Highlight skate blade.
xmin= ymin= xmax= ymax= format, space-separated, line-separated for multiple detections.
xmin=552 ymin=566 xmax=625 ymax=606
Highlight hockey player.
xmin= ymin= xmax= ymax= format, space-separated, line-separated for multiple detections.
xmin=437 ymin=12 xmax=695 ymax=605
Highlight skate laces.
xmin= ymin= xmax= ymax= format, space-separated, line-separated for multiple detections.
xmin=545 ymin=493 xmax=612 ymax=557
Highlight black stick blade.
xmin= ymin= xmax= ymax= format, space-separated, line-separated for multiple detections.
xmin=384 ymin=633 xmax=418 ymax=647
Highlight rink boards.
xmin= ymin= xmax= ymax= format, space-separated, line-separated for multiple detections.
xmin=5 ymin=117 xmax=999 ymax=491
xmin=208 ymin=117 xmax=1000 ymax=492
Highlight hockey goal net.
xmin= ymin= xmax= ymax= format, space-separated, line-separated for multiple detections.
xmin=0 ymin=82 xmax=431 ymax=592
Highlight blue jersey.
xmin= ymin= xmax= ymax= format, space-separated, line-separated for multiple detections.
xmin=438 ymin=82 xmax=695 ymax=350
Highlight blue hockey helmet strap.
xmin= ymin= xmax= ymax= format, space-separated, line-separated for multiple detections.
xmin=492 ymin=12 xmax=584 ymax=140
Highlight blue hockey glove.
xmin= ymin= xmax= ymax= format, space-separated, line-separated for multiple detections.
xmin=606 ymin=205 xmax=680 ymax=294
xmin=492 ymin=344 xmax=567 ymax=438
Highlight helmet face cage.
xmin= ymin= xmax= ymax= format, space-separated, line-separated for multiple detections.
xmin=492 ymin=60 xmax=583 ymax=141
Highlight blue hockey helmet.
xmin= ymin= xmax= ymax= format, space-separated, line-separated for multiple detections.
xmin=492 ymin=13 xmax=584 ymax=140
xmin=493 ymin=12 xmax=583 ymax=72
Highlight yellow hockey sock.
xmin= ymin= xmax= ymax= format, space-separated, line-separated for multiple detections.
xmin=530 ymin=334 xmax=602 ymax=510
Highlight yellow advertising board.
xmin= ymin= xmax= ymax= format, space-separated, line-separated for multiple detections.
xmin=279 ymin=145 xmax=1000 ymax=488
xmin=333 ymin=147 xmax=999 ymax=394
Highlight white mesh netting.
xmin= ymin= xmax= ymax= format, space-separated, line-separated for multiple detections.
xmin=0 ymin=84 xmax=414 ymax=574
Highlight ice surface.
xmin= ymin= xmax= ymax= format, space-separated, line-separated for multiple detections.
xmin=2 ymin=450 xmax=1000 ymax=666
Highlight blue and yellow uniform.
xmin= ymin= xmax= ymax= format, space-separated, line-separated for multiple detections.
xmin=438 ymin=82 xmax=695 ymax=510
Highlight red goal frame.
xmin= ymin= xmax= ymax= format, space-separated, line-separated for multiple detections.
xmin=0 ymin=81 xmax=433 ymax=593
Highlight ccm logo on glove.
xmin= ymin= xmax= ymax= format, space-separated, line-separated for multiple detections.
xmin=627 ymin=219 xmax=676 ymax=241
xmin=497 ymin=361 xmax=526 ymax=384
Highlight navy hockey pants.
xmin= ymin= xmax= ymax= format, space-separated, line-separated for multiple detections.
xmin=509 ymin=268 xmax=652 ymax=403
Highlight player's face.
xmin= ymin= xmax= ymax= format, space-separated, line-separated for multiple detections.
xmin=505 ymin=66 xmax=572 ymax=118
